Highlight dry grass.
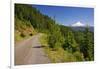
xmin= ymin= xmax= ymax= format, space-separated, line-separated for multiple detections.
xmin=40 ymin=33 xmax=79 ymax=63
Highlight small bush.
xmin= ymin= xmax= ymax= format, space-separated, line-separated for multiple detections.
xmin=20 ymin=33 xmax=26 ymax=37
xmin=73 ymin=51 xmax=84 ymax=61
xmin=29 ymin=33 xmax=33 ymax=36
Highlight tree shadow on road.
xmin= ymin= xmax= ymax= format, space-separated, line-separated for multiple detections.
xmin=32 ymin=45 xmax=45 ymax=48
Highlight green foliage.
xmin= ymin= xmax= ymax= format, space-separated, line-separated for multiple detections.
xmin=80 ymin=26 xmax=94 ymax=61
xmin=15 ymin=16 xmax=36 ymax=41
xmin=15 ymin=4 xmax=56 ymax=33
xmin=48 ymin=24 xmax=65 ymax=50
xmin=73 ymin=26 xmax=94 ymax=61
xmin=20 ymin=32 xmax=26 ymax=37
xmin=44 ymin=47 xmax=77 ymax=62
xmin=40 ymin=33 xmax=49 ymax=47
xmin=73 ymin=51 xmax=84 ymax=61
xmin=15 ymin=30 xmax=22 ymax=41
xmin=62 ymin=30 xmax=79 ymax=53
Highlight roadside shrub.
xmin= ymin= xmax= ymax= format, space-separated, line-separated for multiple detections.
xmin=20 ymin=32 xmax=26 ymax=37
xmin=73 ymin=51 xmax=84 ymax=61
xmin=29 ymin=33 xmax=33 ymax=36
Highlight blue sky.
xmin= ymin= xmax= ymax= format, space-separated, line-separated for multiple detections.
xmin=33 ymin=5 xmax=94 ymax=26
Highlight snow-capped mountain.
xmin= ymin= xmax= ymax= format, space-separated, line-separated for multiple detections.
xmin=71 ymin=21 xmax=86 ymax=27
xmin=70 ymin=21 xmax=94 ymax=32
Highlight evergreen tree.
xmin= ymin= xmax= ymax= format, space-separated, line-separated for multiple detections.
xmin=80 ymin=26 xmax=94 ymax=61
xmin=63 ymin=30 xmax=79 ymax=53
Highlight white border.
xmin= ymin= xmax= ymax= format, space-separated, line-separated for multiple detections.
xmin=11 ymin=0 xmax=95 ymax=69
xmin=13 ymin=0 xmax=95 ymax=8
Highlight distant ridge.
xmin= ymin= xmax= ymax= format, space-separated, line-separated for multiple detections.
xmin=70 ymin=26 xmax=94 ymax=32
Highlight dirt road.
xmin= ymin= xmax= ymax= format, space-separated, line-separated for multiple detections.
xmin=15 ymin=33 xmax=50 ymax=65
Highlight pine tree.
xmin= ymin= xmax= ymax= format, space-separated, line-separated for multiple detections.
xmin=63 ymin=30 xmax=79 ymax=53
xmin=80 ymin=25 xmax=94 ymax=61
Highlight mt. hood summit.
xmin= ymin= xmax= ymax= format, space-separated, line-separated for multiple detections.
xmin=71 ymin=21 xmax=86 ymax=27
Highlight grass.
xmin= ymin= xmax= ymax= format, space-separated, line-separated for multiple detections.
xmin=39 ymin=33 xmax=49 ymax=47
xmin=15 ymin=29 xmax=37 ymax=43
xmin=44 ymin=47 xmax=78 ymax=63
xmin=39 ymin=33 xmax=82 ymax=63
xmin=15 ymin=30 xmax=23 ymax=41
xmin=15 ymin=17 xmax=37 ymax=42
